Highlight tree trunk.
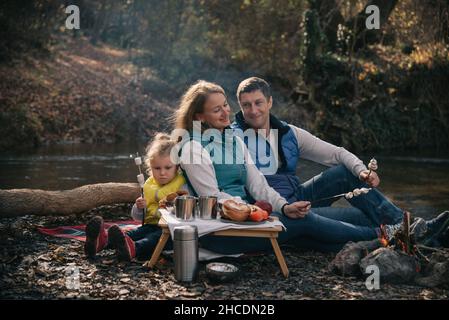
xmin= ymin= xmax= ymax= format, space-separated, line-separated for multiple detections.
xmin=311 ymin=0 xmax=345 ymax=51
xmin=348 ymin=0 xmax=398 ymax=51
xmin=0 ymin=183 xmax=141 ymax=217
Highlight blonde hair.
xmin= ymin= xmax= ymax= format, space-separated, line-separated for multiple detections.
xmin=173 ymin=80 xmax=226 ymax=132
xmin=144 ymin=133 xmax=177 ymax=176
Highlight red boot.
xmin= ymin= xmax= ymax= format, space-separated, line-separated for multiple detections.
xmin=84 ymin=216 xmax=108 ymax=258
xmin=108 ymin=225 xmax=136 ymax=261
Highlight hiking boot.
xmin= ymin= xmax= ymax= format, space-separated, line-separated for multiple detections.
xmin=380 ymin=222 xmax=402 ymax=242
xmin=426 ymin=211 xmax=449 ymax=235
xmin=421 ymin=211 xmax=449 ymax=247
xmin=380 ymin=210 xmax=411 ymax=243
xmin=410 ymin=217 xmax=428 ymax=241
xmin=84 ymin=216 xmax=108 ymax=258
xmin=108 ymin=225 xmax=136 ymax=262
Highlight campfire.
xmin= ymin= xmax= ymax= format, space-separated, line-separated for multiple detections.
xmin=329 ymin=211 xmax=449 ymax=288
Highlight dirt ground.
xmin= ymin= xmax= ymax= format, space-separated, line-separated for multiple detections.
xmin=1 ymin=204 xmax=448 ymax=300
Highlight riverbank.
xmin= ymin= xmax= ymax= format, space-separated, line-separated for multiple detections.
xmin=1 ymin=204 xmax=448 ymax=300
xmin=0 ymin=36 xmax=174 ymax=151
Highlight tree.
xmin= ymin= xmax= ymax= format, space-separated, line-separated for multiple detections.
xmin=346 ymin=0 xmax=399 ymax=50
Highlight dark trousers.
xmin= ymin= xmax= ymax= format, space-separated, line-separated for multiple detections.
xmin=126 ymin=224 xmax=173 ymax=260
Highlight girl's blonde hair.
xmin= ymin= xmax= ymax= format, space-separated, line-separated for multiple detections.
xmin=173 ymin=80 xmax=226 ymax=132
xmin=144 ymin=133 xmax=177 ymax=175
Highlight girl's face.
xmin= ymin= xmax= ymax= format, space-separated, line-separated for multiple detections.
xmin=195 ymin=93 xmax=231 ymax=131
xmin=150 ymin=155 xmax=177 ymax=186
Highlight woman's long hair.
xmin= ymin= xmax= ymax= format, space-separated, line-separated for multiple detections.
xmin=172 ymin=80 xmax=226 ymax=132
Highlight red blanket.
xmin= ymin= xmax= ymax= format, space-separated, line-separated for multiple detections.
xmin=38 ymin=220 xmax=140 ymax=241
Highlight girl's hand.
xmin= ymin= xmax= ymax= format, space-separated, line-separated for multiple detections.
xmin=136 ymin=197 xmax=146 ymax=210
xmin=283 ymin=201 xmax=311 ymax=219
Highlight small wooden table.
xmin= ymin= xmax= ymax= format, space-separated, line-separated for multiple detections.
xmin=144 ymin=216 xmax=289 ymax=278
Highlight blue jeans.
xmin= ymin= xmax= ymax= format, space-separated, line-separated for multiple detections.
xmin=200 ymin=165 xmax=403 ymax=253
xmin=200 ymin=208 xmax=378 ymax=254
xmin=126 ymin=224 xmax=173 ymax=260
xmin=297 ymin=164 xmax=403 ymax=226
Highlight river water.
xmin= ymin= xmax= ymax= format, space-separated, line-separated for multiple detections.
xmin=1 ymin=143 xmax=449 ymax=220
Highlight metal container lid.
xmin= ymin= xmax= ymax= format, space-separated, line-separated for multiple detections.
xmin=173 ymin=225 xmax=198 ymax=241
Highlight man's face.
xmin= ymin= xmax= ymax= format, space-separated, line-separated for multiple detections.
xmin=239 ymin=90 xmax=272 ymax=130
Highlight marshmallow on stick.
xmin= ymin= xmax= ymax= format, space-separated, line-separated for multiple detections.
xmin=367 ymin=158 xmax=378 ymax=179
xmin=344 ymin=187 xmax=371 ymax=199
xmin=132 ymin=153 xmax=146 ymax=226
xmin=137 ymin=173 xmax=145 ymax=188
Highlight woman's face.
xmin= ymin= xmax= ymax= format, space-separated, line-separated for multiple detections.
xmin=195 ymin=93 xmax=231 ymax=131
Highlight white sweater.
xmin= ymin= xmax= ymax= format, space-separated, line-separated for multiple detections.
xmin=288 ymin=124 xmax=367 ymax=177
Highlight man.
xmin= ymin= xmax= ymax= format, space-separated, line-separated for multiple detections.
xmin=231 ymin=77 xmax=448 ymax=245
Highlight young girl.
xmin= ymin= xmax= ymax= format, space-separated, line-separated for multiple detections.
xmin=84 ymin=133 xmax=188 ymax=261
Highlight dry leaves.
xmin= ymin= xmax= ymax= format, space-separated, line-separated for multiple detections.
xmin=1 ymin=204 xmax=448 ymax=300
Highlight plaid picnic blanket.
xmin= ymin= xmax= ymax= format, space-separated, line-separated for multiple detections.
xmin=37 ymin=220 xmax=140 ymax=242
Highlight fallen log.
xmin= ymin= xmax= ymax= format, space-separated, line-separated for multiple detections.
xmin=0 ymin=183 xmax=141 ymax=217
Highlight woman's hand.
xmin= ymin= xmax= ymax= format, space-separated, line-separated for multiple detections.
xmin=283 ymin=201 xmax=311 ymax=219
xmin=135 ymin=197 xmax=146 ymax=210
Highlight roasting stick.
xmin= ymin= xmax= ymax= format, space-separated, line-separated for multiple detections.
xmin=311 ymin=188 xmax=372 ymax=206
xmin=134 ymin=153 xmax=147 ymax=226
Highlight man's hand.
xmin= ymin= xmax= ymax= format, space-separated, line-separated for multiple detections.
xmin=359 ymin=170 xmax=380 ymax=187
xmin=135 ymin=197 xmax=146 ymax=210
xmin=283 ymin=201 xmax=311 ymax=219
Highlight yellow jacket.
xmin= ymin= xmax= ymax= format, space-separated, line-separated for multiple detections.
xmin=142 ymin=173 xmax=186 ymax=225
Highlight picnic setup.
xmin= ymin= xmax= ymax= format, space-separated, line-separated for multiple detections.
xmin=2 ymin=0 xmax=449 ymax=304
xmin=145 ymin=205 xmax=289 ymax=279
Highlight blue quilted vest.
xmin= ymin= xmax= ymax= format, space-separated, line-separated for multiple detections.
xmin=231 ymin=111 xmax=301 ymax=203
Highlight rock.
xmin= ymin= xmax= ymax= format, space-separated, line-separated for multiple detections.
xmin=359 ymin=248 xmax=420 ymax=284
xmin=119 ymin=289 xmax=130 ymax=295
xmin=414 ymin=252 xmax=449 ymax=288
xmin=329 ymin=240 xmax=383 ymax=276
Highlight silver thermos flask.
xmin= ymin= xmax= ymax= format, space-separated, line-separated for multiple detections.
xmin=173 ymin=225 xmax=199 ymax=282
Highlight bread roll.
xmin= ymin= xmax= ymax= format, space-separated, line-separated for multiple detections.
xmin=222 ymin=199 xmax=251 ymax=222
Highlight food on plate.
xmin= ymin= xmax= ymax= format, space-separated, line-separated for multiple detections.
xmin=248 ymin=205 xmax=269 ymax=222
xmin=221 ymin=200 xmax=251 ymax=222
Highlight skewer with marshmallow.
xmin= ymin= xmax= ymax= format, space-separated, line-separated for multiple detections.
xmin=132 ymin=152 xmax=146 ymax=226
xmin=344 ymin=187 xmax=371 ymax=199
xmin=311 ymin=187 xmax=372 ymax=204
xmin=367 ymin=158 xmax=377 ymax=179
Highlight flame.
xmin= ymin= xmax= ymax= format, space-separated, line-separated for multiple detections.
xmin=380 ymin=237 xmax=389 ymax=247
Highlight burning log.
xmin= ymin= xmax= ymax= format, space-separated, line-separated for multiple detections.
xmin=0 ymin=183 xmax=141 ymax=217
xmin=329 ymin=211 xmax=449 ymax=287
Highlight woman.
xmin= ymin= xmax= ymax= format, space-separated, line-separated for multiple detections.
xmin=172 ymin=80 xmax=402 ymax=254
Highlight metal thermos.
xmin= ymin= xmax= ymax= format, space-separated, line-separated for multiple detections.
xmin=173 ymin=225 xmax=199 ymax=282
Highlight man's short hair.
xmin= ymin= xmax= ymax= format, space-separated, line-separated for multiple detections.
xmin=236 ymin=77 xmax=271 ymax=102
